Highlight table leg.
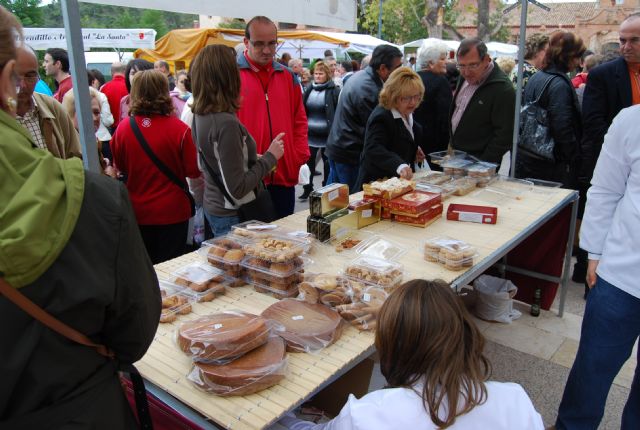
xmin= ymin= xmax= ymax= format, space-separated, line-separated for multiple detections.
xmin=558 ymin=197 xmax=579 ymax=317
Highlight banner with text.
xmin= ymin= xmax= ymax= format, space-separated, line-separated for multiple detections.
xmin=22 ymin=28 xmax=157 ymax=50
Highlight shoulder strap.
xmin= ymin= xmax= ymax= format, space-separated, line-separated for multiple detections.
xmin=0 ymin=278 xmax=114 ymax=358
xmin=129 ymin=117 xmax=195 ymax=216
xmin=532 ymin=74 xmax=557 ymax=105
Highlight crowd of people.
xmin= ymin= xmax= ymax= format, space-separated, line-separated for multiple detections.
xmin=0 ymin=4 xmax=639 ymax=429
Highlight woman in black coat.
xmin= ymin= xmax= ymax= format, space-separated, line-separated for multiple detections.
xmin=355 ymin=67 xmax=426 ymax=190
xmin=413 ymin=38 xmax=453 ymax=163
xmin=516 ymin=32 xmax=585 ymax=188
xmin=299 ymin=60 xmax=340 ymax=200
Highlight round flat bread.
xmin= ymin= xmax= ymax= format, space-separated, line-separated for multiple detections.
xmin=177 ymin=312 xmax=269 ymax=362
xmin=261 ymin=299 xmax=343 ymax=353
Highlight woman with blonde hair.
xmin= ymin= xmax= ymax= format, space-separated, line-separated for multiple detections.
xmin=354 ymin=67 xmax=426 ymax=190
xmin=191 ymin=44 xmax=284 ymax=236
xmin=281 ymin=279 xmax=544 ymax=429
xmin=0 ymin=5 xmax=159 ymax=428
xmin=111 ymin=69 xmax=200 ymax=263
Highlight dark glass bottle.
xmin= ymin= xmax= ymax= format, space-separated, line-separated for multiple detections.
xmin=530 ymin=288 xmax=541 ymax=317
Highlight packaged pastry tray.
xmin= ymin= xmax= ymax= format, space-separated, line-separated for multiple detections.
xmin=242 ymin=255 xmax=306 ymax=282
xmin=159 ymin=286 xmax=194 ymax=323
xmin=442 ymin=159 xmax=474 ymax=178
xmin=423 ymin=236 xmax=478 ymax=271
xmin=354 ymin=235 xmax=407 ymax=261
xmin=428 ymin=149 xmax=470 ymax=165
xmin=336 ymin=285 xmax=388 ymax=331
xmin=362 ymin=177 xmax=415 ymax=200
xmin=415 ymin=182 xmax=456 ymax=200
xmin=466 ymin=162 xmax=497 ymax=178
xmin=199 ymin=235 xmax=253 ymax=273
xmin=343 ymin=256 xmax=404 ymax=290
xmin=160 ymin=277 xmax=227 ymax=303
xmin=416 ymin=171 xmax=452 ymax=185
xmin=298 ymin=273 xmax=356 ymax=308
xmin=230 ymin=220 xmax=279 ymax=239
xmin=171 ymin=262 xmax=232 ymax=297
xmin=451 ymin=177 xmax=478 ymax=196
xmin=484 ymin=176 xmax=534 ymax=199
xmin=245 ymin=276 xmax=301 ymax=299
xmin=388 ymin=190 xmax=441 ymax=215
xmin=325 ymin=228 xmax=377 ymax=254
xmin=242 ymin=234 xmax=306 ymax=263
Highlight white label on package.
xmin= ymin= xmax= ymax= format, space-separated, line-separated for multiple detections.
xmin=363 ymin=293 xmax=371 ymax=303
xmin=213 ymin=324 xmax=223 ymax=330
xmin=291 ymin=315 xmax=304 ymax=321
xmin=246 ymin=224 xmax=278 ymax=230
xmin=458 ymin=212 xmax=484 ymax=223
xmin=362 ymin=209 xmax=373 ymax=218
xmin=328 ymin=190 xmax=339 ymax=201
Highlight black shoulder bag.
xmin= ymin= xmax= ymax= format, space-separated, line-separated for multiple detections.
xmin=519 ymin=74 xmax=557 ymax=162
xmin=192 ymin=118 xmax=278 ymax=223
xmin=129 ymin=117 xmax=195 ymax=217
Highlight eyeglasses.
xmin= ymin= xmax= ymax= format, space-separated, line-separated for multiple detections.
xmin=18 ymin=73 xmax=40 ymax=84
xmin=399 ymin=94 xmax=422 ymax=103
xmin=620 ymin=37 xmax=640 ymax=46
xmin=249 ymin=40 xmax=278 ymax=49
xmin=178 ymin=80 xmax=186 ymax=84
xmin=456 ymin=61 xmax=483 ymax=71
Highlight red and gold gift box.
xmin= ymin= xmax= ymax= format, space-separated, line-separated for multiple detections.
xmin=388 ymin=191 xmax=441 ymax=215
xmin=446 ymin=203 xmax=498 ymax=225
xmin=392 ymin=203 xmax=443 ymax=227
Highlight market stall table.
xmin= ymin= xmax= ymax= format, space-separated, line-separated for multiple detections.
xmin=137 ymin=183 xmax=578 ymax=429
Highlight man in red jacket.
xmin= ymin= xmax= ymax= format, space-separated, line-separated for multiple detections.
xmin=100 ymin=62 xmax=128 ymax=133
xmin=237 ymin=16 xmax=309 ymax=218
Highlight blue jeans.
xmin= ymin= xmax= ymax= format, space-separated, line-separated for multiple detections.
xmin=327 ymin=160 xmax=359 ymax=192
xmin=556 ymin=276 xmax=640 ymax=430
xmin=204 ymin=212 xmax=240 ymax=237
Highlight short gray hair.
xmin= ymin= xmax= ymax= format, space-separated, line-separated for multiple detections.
xmin=417 ymin=38 xmax=449 ymax=70
xmin=288 ymin=58 xmax=302 ymax=68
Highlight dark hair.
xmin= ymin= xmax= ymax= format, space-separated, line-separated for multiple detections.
xmin=191 ymin=44 xmax=240 ymax=114
xmin=369 ymin=44 xmax=403 ymax=72
xmin=340 ymin=60 xmax=353 ymax=72
xmin=446 ymin=61 xmax=460 ymax=92
xmin=90 ymin=69 xmax=106 ymax=87
xmin=351 ymin=60 xmax=360 ymax=72
xmin=376 ymin=279 xmax=491 ymax=428
xmin=524 ymin=33 xmax=549 ymax=60
xmin=457 ymin=38 xmax=488 ymax=60
xmin=155 ymin=60 xmax=169 ymax=71
xmin=0 ymin=5 xmax=21 ymax=72
xmin=86 ymin=70 xmax=95 ymax=86
xmin=244 ymin=16 xmax=276 ymax=39
xmin=129 ymin=70 xmax=173 ymax=116
xmin=125 ymin=59 xmax=154 ymax=93
xmin=45 ymin=48 xmax=69 ymax=73
xmin=544 ymin=31 xmax=586 ymax=73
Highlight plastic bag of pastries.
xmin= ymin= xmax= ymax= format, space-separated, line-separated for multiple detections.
xmin=159 ymin=287 xmax=193 ymax=323
xmin=336 ymin=286 xmax=388 ymax=331
xmin=171 ymin=262 xmax=229 ymax=299
xmin=261 ymin=299 xmax=344 ymax=353
xmin=176 ymin=311 xmax=273 ymax=363
xmin=198 ymin=236 xmax=249 ymax=273
xmin=187 ymin=336 xmax=288 ymax=396
xmin=297 ymin=273 xmax=354 ymax=308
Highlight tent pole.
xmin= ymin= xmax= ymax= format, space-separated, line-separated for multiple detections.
xmin=510 ymin=0 xmax=528 ymax=178
xmin=61 ymin=0 xmax=100 ymax=173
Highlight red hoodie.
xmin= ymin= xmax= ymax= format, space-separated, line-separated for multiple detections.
xmin=237 ymin=53 xmax=309 ymax=187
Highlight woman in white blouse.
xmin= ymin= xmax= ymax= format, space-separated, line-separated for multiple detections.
xmin=281 ymin=279 xmax=544 ymax=430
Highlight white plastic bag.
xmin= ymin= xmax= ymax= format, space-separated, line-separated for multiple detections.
xmin=473 ymin=275 xmax=521 ymax=323
xmin=192 ymin=206 xmax=205 ymax=245
xmin=298 ymin=164 xmax=311 ymax=185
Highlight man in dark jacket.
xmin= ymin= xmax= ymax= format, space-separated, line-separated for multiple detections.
xmin=573 ymin=13 xmax=640 ymax=287
xmin=450 ymin=38 xmax=515 ymax=163
xmin=325 ymin=44 xmax=403 ymax=191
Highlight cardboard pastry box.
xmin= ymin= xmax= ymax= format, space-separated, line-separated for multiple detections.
xmin=446 ymin=203 xmax=498 ymax=224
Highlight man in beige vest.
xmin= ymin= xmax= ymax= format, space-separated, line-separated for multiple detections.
xmin=15 ymin=46 xmax=81 ymax=159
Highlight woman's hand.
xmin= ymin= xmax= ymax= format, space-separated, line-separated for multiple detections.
xmin=416 ymin=147 xmax=426 ymax=163
xmin=586 ymin=259 xmax=599 ymax=289
xmin=399 ymin=166 xmax=413 ymax=180
xmin=267 ymin=132 xmax=285 ymax=160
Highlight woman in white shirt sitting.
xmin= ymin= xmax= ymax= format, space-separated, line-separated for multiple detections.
xmin=281 ymin=279 xmax=544 ymax=430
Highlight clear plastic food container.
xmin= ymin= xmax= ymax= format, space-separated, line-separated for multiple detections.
xmin=451 ymin=177 xmax=478 ymax=196
xmin=243 ymin=235 xmax=306 ymax=263
xmin=417 ymin=171 xmax=452 ymax=185
xmin=242 ymin=255 xmax=306 ymax=283
xmin=422 ymin=237 xmax=478 ymax=271
xmin=161 ymin=278 xmax=227 ymax=303
xmin=298 ymin=273 xmax=355 ymax=308
xmin=336 ymin=285 xmax=388 ymax=331
xmin=484 ymin=176 xmax=534 ymax=199
xmin=354 ymin=236 xmax=407 ymax=261
xmin=171 ymin=262 xmax=231 ymax=296
xmin=230 ymin=220 xmax=279 ymax=239
xmin=159 ymin=288 xmax=193 ymax=323
xmin=442 ymin=159 xmax=474 ymax=178
xmin=343 ymin=256 xmax=404 ymax=289
xmin=199 ymin=235 xmax=252 ymax=274
xmin=246 ymin=276 xmax=301 ymax=299
xmin=428 ymin=149 xmax=469 ymax=165
xmin=324 ymin=228 xmax=377 ymax=254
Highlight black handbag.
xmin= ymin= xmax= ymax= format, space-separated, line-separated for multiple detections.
xmin=129 ymin=117 xmax=196 ymax=217
xmin=519 ymin=74 xmax=557 ymax=162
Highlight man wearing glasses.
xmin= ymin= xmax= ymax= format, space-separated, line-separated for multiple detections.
xmin=15 ymin=46 xmax=81 ymax=159
xmin=450 ymin=38 xmax=515 ymax=163
xmin=236 ymin=15 xmax=309 ymax=218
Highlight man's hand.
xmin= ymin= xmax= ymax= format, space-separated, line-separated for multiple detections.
xmin=416 ymin=147 xmax=426 ymax=163
xmin=399 ymin=166 xmax=413 ymax=180
xmin=586 ymin=259 xmax=599 ymax=289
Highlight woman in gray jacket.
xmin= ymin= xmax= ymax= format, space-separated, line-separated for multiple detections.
xmin=190 ymin=45 xmax=284 ymax=236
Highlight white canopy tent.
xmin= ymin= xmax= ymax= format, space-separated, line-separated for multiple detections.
xmin=404 ymin=38 xmax=518 ymax=59
xmin=23 ymin=28 xmax=156 ymax=50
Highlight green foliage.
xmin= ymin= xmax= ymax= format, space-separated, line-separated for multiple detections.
xmin=361 ymin=0 xmax=427 ymax=44
xmin=219 ymin=19 xmax=246 ymax=30
xmin=140 ymin=10 xmax=168 ymax=38
xmin=1 ymin=0 xmax=44 ymax=26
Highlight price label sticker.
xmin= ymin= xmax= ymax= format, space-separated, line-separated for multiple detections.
xmin=363 ymin=293 xmax=371 ymax=303
xmin=328 ymin=190 xmax=339 ymax=201
xmin=458 ymin=212 xmax=483 ymax=223
xmin=213 ymin=324 xmax=223 ymax=330
xmin=362 ymin=209 xmax=372 ymax=218
xmin=291 ymin=315 xmax=304 ymax=321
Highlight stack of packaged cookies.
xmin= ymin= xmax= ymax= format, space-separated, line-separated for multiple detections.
xmin=169 ymin=262 xmax=230 ymax=302
xmin=159 ymin=283 xmax=193 ymax=324
xmin=241 ymin=235 xmax=307 ymax=299
xmin=343 ymin=256 xmax=404 ymax=291
xmin=423 ymin=237 xmax=478 ymax=271
xmin=199 ymin=235 xmax=250 ymax=287
xmin=362 ymin=177 xmax=415 ymax=220
xmin=179 ymin=311 xmax=288 ymax=396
